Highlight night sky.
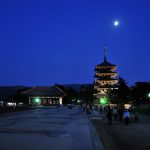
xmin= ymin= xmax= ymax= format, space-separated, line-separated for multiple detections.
xmin=0 ymin=0 xmax=150 ymax=86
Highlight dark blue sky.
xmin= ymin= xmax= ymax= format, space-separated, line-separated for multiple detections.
xmin=0 ymin=0 xmax=150 ymax=86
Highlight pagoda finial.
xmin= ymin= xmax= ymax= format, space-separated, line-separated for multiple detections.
xmin=104 ymin=46 xmax=107 ymax=62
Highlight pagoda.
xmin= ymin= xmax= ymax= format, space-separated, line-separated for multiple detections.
xmin=94 ymin=48 xmax=118 ymax=104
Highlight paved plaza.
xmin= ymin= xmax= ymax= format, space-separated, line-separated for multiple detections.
xmin=0 ymin=107 xmax=103 ymax=150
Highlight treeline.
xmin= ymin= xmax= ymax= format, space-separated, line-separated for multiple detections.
xmin=109 ymin=77 xmax=150 ymax=105
xmin=55 ymin=84 xmax=94 ymax=104
xmin=0 ymin=79 xmax=150 ymax=106
xmin=56 ymin=77 xmax=150 ymax=105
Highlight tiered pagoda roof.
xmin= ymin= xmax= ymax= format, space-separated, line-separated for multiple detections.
xmin=96 ymin=60 xmax=117 ymax=67
xmin=94 ymin=47 xmax=118 ymax=100
xmin=95 ymin=47 xmax=117 ymax=68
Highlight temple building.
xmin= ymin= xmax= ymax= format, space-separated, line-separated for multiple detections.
xmin=21 ymin=86 xmax=66 ymax=106
xmin=94 ymin=48 xmax=118 ymax=104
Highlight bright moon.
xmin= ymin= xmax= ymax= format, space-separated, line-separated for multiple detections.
xmin=114 ymin=21 xmax=119 ymax=26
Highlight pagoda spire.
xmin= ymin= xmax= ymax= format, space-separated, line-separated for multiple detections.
xmin=104 ymin=47 xmax=107 ymax=62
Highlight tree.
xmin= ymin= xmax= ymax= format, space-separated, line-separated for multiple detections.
xmin=131 ymin=82 xmax=150 ymax=105
xmin=109 ymin=77 xmax=130 ymax=104
xmin=79 ymin=84 xmax=94 ymax=104
xmin=55 ymin=84 xmax=78 ymax=104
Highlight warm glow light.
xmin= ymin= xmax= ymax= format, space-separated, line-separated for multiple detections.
xmin=124 ymin=104 xmax=131 ymax=109
xmin=59 ymin=97 xmax=62 ymax=104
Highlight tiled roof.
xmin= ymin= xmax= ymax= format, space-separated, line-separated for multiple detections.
xmin=21 ymin=86 xmax=66 ymax=97
xmin=96 ymin=60 xmax=117 ymax=67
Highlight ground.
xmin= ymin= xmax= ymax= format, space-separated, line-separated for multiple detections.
xmin=90 ymin=112 xmax=150 ymax=150
xmin=1 ymin=106 xmax=150 ymax=150
xmin=0 ymin=106 xmax=102 ymax=150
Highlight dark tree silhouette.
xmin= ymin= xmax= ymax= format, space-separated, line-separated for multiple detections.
xmin=131 ymin=82 xmax=150 ymax=105
xmin=109 ymin=77 xmax=130 ymax=104
xmin=55 ymin=84 xmax=78 ymax=104
xmin=79 ymin=84 xmax=94 ymax=104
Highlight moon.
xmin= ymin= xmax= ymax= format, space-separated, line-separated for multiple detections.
xmin=114 ymin=20 xmax=119 ymax=26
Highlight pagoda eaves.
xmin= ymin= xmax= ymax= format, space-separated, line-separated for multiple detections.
xmin=93 ymin=47 xmax=118 ymax=102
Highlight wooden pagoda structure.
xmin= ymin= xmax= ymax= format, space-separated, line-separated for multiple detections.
xmin=94 ymin=48 xmax=118 ymax=104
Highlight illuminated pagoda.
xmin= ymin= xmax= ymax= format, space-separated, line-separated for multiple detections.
xmin=94 ymin=48 xmax=118 ymax=104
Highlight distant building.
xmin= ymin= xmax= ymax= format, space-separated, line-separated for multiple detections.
xmin=21 ymin=86 xmax=66 ymax=106
xmin=94 ymin=48 xmax=118 ymax=104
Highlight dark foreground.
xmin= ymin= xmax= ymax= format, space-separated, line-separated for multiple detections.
xmin=91 ymin=113 xmax=150 ymax=150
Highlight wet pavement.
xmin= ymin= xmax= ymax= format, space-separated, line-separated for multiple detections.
xmin=0 ymin=107 xmax=103 ymax=150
